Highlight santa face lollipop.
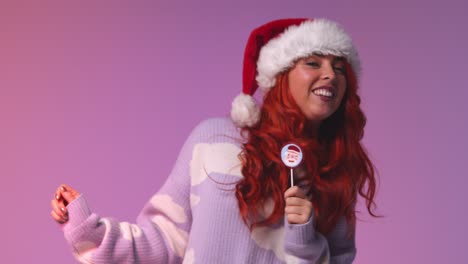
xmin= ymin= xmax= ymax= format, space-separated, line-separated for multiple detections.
xmin=281 ymin=144 xmax=303 ymax=168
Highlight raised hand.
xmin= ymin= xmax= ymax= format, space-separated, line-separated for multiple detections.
xmin=284 ymin=186 xmax=313 ymax=224
xmin=50 ymin=184 xmax=80 ymax=224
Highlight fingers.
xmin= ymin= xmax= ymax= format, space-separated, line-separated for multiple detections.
xmin=284 ymin=186 xmax=313 ymax=224
xmin=285 ymin=205 xmax=306 ymax=215
xmin=284 ymin=186 xmax=306 ymax=199
xmin=51 ymin=198 xmax=68 ymax=217
xmin=285 ymin=201 xmax=312 ymax=218
xmin=285 ymin=200 xmax=312 ymax=224
xmin=55 ymin=186 xmax=62 ymax=201
xmin=285 ymin=196 xmax=310 ymax=206
xmin=50 ymin=199 xmax=68 ymax=224
xmin=286 ymin=213 xmax=310 ymax=225
xmin=61 ymin=190 xmax=76 ymax=204
xmin=58 ymin=184 xmax=80 ymax=205
xmin=54 ymin=185 xmax=68 ymax=202
xmin=51 ymin=210 xmax=67 ymax=224
xmin=60 ymin=184 xmax=79 ymax=196
xmin=51 ymin=183 xmax=80 ymax=225
xmin=284 ymin=186 xmax=311 ymax=207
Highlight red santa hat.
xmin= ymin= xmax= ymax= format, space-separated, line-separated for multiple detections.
xmin=230 ymin=18 xmax=361 ymax=127
xmin=287 ymin=144 xmax=301 ymax=154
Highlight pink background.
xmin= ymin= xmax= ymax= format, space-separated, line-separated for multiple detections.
xmin=1 ymin=0 xmax=467 ymax=263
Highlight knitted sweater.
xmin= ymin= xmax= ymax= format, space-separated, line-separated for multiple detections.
xmin=62 ymin=117 xmax=356 ymax=264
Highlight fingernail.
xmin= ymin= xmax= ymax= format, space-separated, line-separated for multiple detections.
xmin=61 ymin=186 xmax=66 ymax=192
xmin=61 ymin=207 xmax=66 ymax=212
xmin=55 ymin=194 xmax=60 ymax=200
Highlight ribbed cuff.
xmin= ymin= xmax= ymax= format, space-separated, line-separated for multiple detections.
xmin=284 ymin=213 xmax=316 ymax=245
xmin=63 ymin=194 xmax=92 ymax=232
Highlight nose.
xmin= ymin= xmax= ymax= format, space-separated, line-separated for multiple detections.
xmin=320 ymin=63 xmax=336 ymax=81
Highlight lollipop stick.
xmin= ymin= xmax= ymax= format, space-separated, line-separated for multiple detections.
xmin=290 ymin=168 xmax=294 ymax=187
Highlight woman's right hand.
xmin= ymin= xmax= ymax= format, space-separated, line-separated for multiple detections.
xmin=50 ymin=184 xmax=81 ymax=224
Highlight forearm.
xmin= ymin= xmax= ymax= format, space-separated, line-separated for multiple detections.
xmin=330 ymin=250 xmax=356 ymax=264
xmin=327 ymin=216 xmax=356 ymax=264
xmin=284 ymin=215 xmax=331 ymax=264
xmin=63 ymin=195 xmax=171 ymax=264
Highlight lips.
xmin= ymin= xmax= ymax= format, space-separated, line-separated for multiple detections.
xmin=311 ymin=86 xmax=336 ymax=96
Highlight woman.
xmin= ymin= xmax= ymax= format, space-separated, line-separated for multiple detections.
xmin=51 ymin=18 xmax=378 ymax=264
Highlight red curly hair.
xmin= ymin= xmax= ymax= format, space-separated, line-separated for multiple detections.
xmin=235 ymin=61 xmax=379 ymax=238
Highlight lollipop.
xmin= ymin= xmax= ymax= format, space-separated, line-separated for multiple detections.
xmin=280 ymin=143 xmax=303 ymax=186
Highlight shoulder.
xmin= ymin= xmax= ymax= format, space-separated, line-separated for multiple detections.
xmin=189 ymin=117 xmax=242 ymax=144
xmin=194 ymin=117 xmax=238 ymax=132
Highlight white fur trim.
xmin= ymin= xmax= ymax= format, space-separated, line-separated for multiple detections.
xmin=230 ymin=93 xmax=260 ymax=127
xmin=256 ymin=18 xmax=361 ymax=90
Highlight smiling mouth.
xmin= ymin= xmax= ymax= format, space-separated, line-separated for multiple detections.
xmin=310 ymin=86 xmax=336 ymax=102
xmin=312 ymin=89 xmax=335 ymax=98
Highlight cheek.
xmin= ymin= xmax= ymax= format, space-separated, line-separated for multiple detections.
xmin=288 ymin=75 xmax=303 ymax=101
xmin=289 ymin=79 xmax=312 ymax=103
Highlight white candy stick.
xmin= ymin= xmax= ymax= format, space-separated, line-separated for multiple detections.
xmin=290 ymin=168 xmax=294 ymax=187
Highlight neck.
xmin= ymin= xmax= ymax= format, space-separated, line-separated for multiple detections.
xmin=305 ymin=120 xmax=321 ymax=138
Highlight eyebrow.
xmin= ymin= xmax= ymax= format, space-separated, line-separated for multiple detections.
xmin=311 ymin=53 xmax=345 ymax=63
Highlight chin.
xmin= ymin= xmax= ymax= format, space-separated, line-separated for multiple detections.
xmin=304 ymin=115 xmax=325 ymax=125
xmin=304 ymin=112 xmax=331 ymax=122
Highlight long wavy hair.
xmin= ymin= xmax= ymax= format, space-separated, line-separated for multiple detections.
xmin=235 ymin=61 xmax=379 ymax=238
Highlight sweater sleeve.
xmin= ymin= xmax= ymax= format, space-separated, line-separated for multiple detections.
xmin=61 ymin=121 xmax=207 ymax=264
xmin=283 ymin=213 xmax=356 ymax=264
xmin=326 ymin=216 xmax=356 ymax=264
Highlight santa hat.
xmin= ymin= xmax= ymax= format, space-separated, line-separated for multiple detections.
xmin=287 ymin=145 xmax=301 ymax=154
xmin=230 ymin=18 xmax=361 ymax=127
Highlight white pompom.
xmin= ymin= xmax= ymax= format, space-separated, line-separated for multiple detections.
xmin=230 ymin=93 xmax=260 ymax=127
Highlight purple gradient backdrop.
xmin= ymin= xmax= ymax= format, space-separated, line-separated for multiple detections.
xmin=1 ymin=1 xmax=467 ymax=263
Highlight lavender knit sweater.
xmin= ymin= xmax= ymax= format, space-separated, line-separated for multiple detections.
xmin=62 ymin=118 xmax=356 ymax=264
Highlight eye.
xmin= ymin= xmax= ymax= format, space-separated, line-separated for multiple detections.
xmin=333 ymin=65 xmax=346 ymax=74
xmin=306 ymin=62 xmax=319 ymax=67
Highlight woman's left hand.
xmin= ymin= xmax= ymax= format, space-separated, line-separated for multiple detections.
xmin=284 ymin=186 xmax=313 ymax=224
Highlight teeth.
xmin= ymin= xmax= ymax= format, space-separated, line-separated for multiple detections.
xmin=313 ymin=89 xmax=333 ymax=97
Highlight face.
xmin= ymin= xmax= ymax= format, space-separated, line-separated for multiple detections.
xmin=286 ymin=151 xmax=299 ymax=163
xmin=287 ymin=54 xmax=347 ymax=125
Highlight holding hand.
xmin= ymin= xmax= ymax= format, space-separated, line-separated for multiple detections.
xmin=50 ymin=184 xmax=80 ymax=224
xmin=284 ymin=186 xmax=313 ymax=224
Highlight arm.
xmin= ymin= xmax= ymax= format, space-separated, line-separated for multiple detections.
xmin=283 ymin=185 xmax=355 ymax=264
xmin=283 ymin=186 xmax=330 ymax=263
xmin=283 ymin=214 xmax=356 ymax=264
xmin=326 ymin=216 xmax=356 ymax=264
xmin=59 ymin=122 xmax=206 ymax=264
xmin=284 ymin=211 xmax=331 ymax=264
